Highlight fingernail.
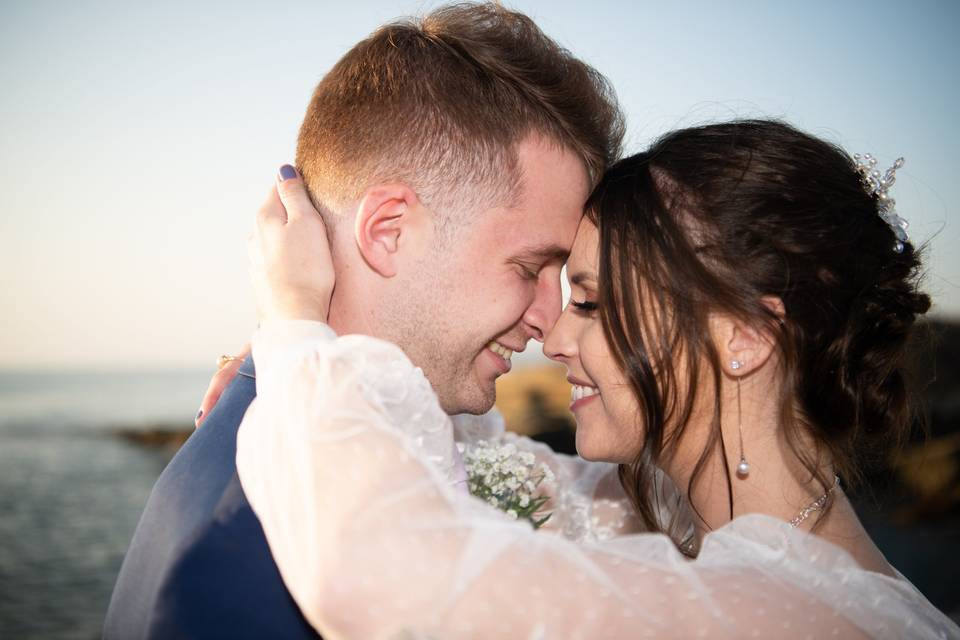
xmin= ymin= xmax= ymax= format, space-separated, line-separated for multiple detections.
xmin=279 ymin=164 xmax=297 ymax=181
xmin=196 ymin=409 xmax=203 ymax=420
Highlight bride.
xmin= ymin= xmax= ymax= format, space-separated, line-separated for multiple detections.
xmin=235 ymin=120 xmax=958 ymax=638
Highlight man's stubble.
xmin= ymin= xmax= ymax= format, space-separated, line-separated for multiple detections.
xmin=380 ymin=243 xmax=496 ymax=417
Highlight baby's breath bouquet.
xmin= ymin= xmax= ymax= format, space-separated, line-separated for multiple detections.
xmin=458 ymin=439 xmax=555 ymax=529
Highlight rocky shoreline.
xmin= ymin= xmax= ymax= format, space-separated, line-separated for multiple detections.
xmin=113 ymin=424 xmax=193 ymax=455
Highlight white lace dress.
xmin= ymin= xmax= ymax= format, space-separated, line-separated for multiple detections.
xmin=235 ymin=320 xmax=959 ymax=639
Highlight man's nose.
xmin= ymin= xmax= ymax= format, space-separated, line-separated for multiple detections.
xmin=522 ymin=273 xmax=563 ymax=342
xmin=542 ymin=301 xmax=575 ymax=363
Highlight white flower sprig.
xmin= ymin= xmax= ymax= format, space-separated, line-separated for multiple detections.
xmin=459 ymin=439 xmax=555 ymax=529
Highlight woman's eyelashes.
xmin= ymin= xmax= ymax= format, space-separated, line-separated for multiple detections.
xmin=570 ymin=299 xmax=598 ymax=313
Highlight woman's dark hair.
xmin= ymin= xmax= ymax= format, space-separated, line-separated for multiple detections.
xmin=586 ymin=119 xmax=930 ymax=551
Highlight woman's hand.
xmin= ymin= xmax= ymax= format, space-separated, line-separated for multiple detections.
xmin=195 ymin=342 xmax=251 ymax=428
xmin=197 ymin=166 xmax=332 ymax=427
xmin=249 ymin=165 xmax=334 ymax=323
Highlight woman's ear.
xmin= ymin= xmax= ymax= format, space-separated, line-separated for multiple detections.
xmin=354 ymin=183 xmax=425 ymax=277
xmin=712 ymin=297 xmax=785 ymax=377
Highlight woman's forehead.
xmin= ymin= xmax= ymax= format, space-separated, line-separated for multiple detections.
xmin=567 ymin=218 xmax=599 ymax=275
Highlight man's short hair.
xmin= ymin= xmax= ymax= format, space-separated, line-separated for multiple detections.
xmin=296 ymin=2 xmax=624 ymax=233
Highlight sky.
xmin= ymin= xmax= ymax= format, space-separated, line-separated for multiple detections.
xmin=1 ymin=0 xmax=958 ymax=369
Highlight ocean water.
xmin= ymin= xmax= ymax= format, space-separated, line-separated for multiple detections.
xmin=0 ymin=369 xmax=212 ymax=640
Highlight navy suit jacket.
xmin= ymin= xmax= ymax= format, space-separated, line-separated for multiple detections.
xmin=105 ymin=358 xmax=320 ymax=639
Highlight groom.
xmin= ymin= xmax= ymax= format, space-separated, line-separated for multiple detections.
xmin=105 ymin=3 xmax=622 ymax=638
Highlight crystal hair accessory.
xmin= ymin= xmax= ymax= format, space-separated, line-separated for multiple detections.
xmin=853 ymin=153 xmax=909 ymax=253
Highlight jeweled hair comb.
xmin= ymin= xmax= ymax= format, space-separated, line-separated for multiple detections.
xmin=853 ymin=153 xmax=909 ymax=253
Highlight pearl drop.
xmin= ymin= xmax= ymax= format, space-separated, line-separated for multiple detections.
xmin=737 ymin=459 xmax=750 ymax=476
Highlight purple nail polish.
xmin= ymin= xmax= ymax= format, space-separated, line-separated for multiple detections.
xmin=196 ymin=409 xmax=203 ymax=420
xmin=279 ymin=164 xmax=297 ymax=181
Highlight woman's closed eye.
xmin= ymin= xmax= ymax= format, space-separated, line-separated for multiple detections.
xmin=570 ymin=299 xmax=597 ymax=313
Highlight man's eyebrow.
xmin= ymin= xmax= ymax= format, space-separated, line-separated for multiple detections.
xmin=570 ymin=271 xmax=598 ymax=286
xmin=515 ymin=243 xmax=570 ymax=262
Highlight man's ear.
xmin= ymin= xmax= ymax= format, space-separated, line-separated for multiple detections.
xmin=711 ymin=296 xmax=786 ymax=377
xmin=354 ymin=183 xmax=428 ymax=278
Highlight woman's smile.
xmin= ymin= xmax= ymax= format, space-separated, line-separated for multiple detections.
xmin=569 ymin=378 xmax=601 ymax=411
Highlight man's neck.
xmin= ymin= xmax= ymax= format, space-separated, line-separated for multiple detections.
xmin=326 ymin=300 xmax=362 ymax=337
xmin=325 ymin=275 xmax=379 ymax=338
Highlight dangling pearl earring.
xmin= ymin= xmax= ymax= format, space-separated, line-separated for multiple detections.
xmin=731 ymin=360 xmax=750 ymax=477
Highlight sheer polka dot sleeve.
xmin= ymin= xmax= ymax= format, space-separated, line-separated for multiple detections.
xmin=237 ymin=320 xmax=959 ymax=640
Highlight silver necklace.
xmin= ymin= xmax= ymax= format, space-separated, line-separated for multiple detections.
xmin=679 ymin=475 xmax=841 ymax=555
xmin=788 ymin=475 xmax=840 ymax=528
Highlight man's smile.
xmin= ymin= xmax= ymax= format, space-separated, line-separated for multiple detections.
xmin=484 ymin=340 xmax=523 ymax=375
